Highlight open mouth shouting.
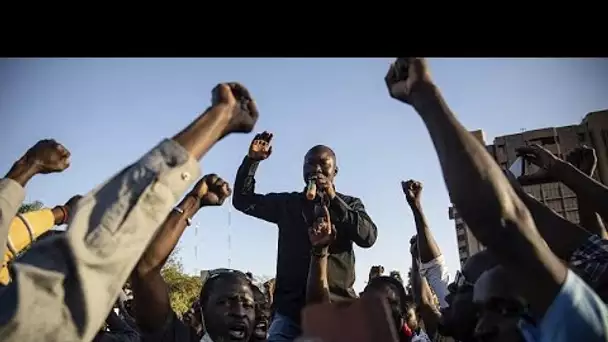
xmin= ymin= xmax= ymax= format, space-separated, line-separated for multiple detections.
xmin=227 ymin=322 xmax=249 ymax=341
xmin=254 ymin=320 xmax=268 ymax=339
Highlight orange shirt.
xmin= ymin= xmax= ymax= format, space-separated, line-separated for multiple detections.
xmin=1 ymin=209 xmax=56 ymax=284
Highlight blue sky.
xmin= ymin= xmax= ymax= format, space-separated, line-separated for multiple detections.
xmin=1 ymin=58 xmax=607 ymax=291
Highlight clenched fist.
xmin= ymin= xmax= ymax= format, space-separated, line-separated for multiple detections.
xmin=248 ymin=131 xmax=273 ymax=161
xmin=401 ymin=180 xmax=422 ymax=206
xmin=189 ymin=174 xmax=232 ymax=207
xmin=385 ymin=58 xmax=433 ymax=105
xmin=23 ymin=139 xmax=71 ymax=174
xmin=212 ymin=82 xmax=259 ymax=136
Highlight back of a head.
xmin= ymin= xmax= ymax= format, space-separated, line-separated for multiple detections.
xmin=463 ymin=250 xmax=499 ymax=282
xmin=365 ymin=276 xmax=408 ymax=309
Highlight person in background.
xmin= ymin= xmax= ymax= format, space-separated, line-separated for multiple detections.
xmin=0 ymin=82 xmax=260 ymax=342
xmin=233 ymin=131 xmax=378 ymax=342
xmin=93 ymin=303 xmax=140 ymax=342
xmin=251 ymin=285 xmax=271 ymax=342
xmin=473 ymin=266 xmax=530 ymax=342
xmin=1 ymin=194 xmax=81 ymax=284
xmin=402 ymin=180 xmax=450 ymax=310
xmin=263 ymin=279 xmax=275 ymax=307
xmin=385 ymin=57 xmax=608 ymax=341
xmin=130 ymin=173 xmax=250 ymax=342
xmin=369 ymin=265 xmax=385 ymax=282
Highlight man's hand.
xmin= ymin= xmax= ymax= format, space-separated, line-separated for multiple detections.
xmin=309 ymin=206 xmax=335 ymax=248
xmin=23 ymin=139 xmax=71 ymax=174
xmin=409 ymin=235 xmax=419 ymax=259
xmin=248 ymin=131 xmax=273 ymax=161
xmin=189 ymin=174 xmax=232 ymax=207
xmin=368 ymin=265 xmax=384 ymax=281
xmin=401 ymin=180 xmax=422 ymax=206
xmin=52 ymin=194 xmax=83 ymax=226
xmin=315 ymin=174 xmax=336 ymax=200
xmin=212 ymin=82 xmax=259 ymax=136
xmin=515 ymin=144 xmax=561 ymax=184
xmin=566 ymin=145 xmax=597 ymax=176
xmin=385 ymin=58 xmax=433 ymax=105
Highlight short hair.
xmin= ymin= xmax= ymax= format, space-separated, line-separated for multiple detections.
xmin=365 ymin=276 xmax=409 ymax=314
xmin=199 ymin=272 xmax=252 ymax=308
xmin=307 ymin=145 xmax=336 ymax=160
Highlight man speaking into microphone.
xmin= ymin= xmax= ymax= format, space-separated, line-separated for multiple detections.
xmin=233 ymin=131 xmax=378 ymax=342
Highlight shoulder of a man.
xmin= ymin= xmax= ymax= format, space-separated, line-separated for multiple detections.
xmin=534 ymin=269 xmax=608 ymax=342
xmin=335 ymin=192 xmax=362 ymax=205
xmin=140 ymin=311 xmax=198 ymax=342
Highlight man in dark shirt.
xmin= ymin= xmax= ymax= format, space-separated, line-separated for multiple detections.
xmin=232 ymin=131 xmax=378 ymax=342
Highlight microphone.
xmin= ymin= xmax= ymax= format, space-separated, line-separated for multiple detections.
xmin=306 ymin=177 xmax=317 ymax=200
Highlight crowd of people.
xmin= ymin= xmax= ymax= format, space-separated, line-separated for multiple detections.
xmin=1 ymin=58 xmax=607 ymax=342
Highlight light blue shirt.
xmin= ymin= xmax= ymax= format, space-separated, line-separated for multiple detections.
xmin=520 ymin=270 xmax=608 ymax=342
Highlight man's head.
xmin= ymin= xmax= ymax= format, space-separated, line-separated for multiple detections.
xmin=303 ymin=145 xmax=338 ymax=184
xmin=440 ymin=250 xmax=499 ymax=341
xmin=199 ymin=272 xmax=256 ymax=342
xmin=251 ymin=285 xmax=270 ymax=341
xmin=263 ymin=278 xmax=275 ymax=306
xmin=473 ymin=266 xmax=528 ymax=342
xmin=362 ymin=276 xmax=412 ymax=336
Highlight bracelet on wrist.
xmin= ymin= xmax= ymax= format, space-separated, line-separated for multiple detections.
xmin=173 ymin=207 xmax=192 ymax=226
xmin=312 ymin=246 xmax=329 ymax=257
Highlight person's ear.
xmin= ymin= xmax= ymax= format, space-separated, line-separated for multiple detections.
xmin=334 ymin=165 xmax=339 ymax=176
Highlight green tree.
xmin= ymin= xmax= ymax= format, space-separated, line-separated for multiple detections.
xmin=18 ymin=201 xmax=44 ymax=214
xmin=161 ymin=250 xmax=202 ymax=317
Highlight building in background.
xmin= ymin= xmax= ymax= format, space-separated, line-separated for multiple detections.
xmin=450 ymin=109 xmax=608 ymax=267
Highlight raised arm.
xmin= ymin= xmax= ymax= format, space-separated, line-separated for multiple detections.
xmin=385 ymin=58 xmax=565 ymax=316
xmin=0 ymin=139 xmax=71 ymax=258
xmin=0 ymin=82 xmax=259 ymax=342
xmin=131 ymin=175 xmax=231 ymax=333
xmin=565 ymin=147 xmax=606 ymax=237
xmin=518 ymin=144 xmax=608 ymax=228
xmin=306 ymin=206 xmax=334 ymax=305
xmin=232 ymin=131 xmax=285 ymax=224
xmin=402 ymin=180 xmax=449 ymax=308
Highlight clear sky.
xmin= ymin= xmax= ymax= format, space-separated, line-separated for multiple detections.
xmin=1 ymin=58 xmax=607 ymax=291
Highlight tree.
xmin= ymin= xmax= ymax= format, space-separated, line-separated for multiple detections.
xmin=18 ymin=201 xmax=44 ymax=214
xmin=161 ymin=250 xmax=202 ymax=317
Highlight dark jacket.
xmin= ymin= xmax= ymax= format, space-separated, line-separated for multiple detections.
xmin=232 ymin=157 xmax=378 ymax=323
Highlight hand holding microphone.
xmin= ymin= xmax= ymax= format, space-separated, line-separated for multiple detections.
xmin=306 ymin=176 xmax=317 ymax=200
xmin=306 ymin=174 xmax=335 ymax=201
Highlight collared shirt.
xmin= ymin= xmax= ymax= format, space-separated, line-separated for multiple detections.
xmin=0 ymin=139 xmax=200 ymax=342
xmin=233 ymin=157 xmax=378 ymax=322
xmin=519 ymin=270 xmax=608 ymax=342
xmin=569 ymin=234 xmax=608 ymax=301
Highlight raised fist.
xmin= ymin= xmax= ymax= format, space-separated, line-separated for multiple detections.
xmin=248 ymin=131 xmax=273 ymax=161
xmin=309 ymin=206 xmax=335 ymax=248
xmin=401 ymin=180 xmax=422 ymax=205
xmin=368 ymin=265 xmax=384 ymax=281
xmin=566 ymin=145 xmax=597 ymax=176
xmin=212 ymin=82 xmax=259 ymax=136
xmin=189 ymin=174 xmax=232 ymax=207
xmin=385 ymin=58 xmax=433 ymax=105
xmin=23 ymin=139 xmax=71 ymax=174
